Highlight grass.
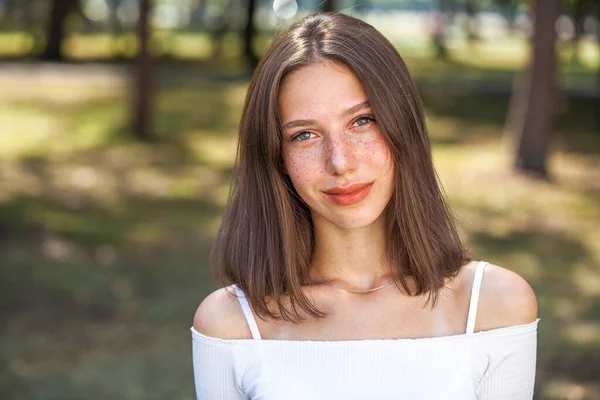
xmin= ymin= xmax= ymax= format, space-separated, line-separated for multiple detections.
xmin=0 ymin=57 xmax=599 ymax=398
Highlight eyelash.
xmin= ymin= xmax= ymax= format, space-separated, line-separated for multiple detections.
xmin=290 ymin=115 xmax=376 ymax=142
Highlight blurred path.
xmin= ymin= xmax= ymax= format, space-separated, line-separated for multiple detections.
xmin=0 ymin=61 xmax=598 ymax=98
xmin=0 ymin=62 xmax=249 ymax=88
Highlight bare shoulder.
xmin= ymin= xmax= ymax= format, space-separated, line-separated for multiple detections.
xmin=475 ymin=263 xmax=538 ymax=332
xmin=193 ymin=285 xmax=253 ymax=339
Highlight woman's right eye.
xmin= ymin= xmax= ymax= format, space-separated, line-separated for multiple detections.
xmin=291 ymin=131 xmax=314 ymax=141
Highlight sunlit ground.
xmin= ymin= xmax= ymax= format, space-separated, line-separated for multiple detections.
xmin=1 ymin=30 xmax=599 ymax=78
xmin=0 ymin=37 xmax=599 ymax=399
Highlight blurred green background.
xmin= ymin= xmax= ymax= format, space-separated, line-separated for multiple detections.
xmin=0 ymin=0 xmax=599 ymax=399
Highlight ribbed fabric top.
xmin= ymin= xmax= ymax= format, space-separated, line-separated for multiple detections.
xmin=191 ymin=261 xmax=539 ymax=399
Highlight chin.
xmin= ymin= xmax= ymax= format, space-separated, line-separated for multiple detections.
xmin=318 ymin=206 xmax=387 ymax=231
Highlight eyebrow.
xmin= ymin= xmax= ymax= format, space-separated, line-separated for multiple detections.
xmin=282 ymin=101 xmax=371 ymax=130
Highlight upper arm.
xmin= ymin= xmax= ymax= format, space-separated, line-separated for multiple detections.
xmin=192 ymin=287 xmax=247 ymax=399
xmin=193 ymin=286 xmax=253 ymax=339
xmin=475 ymin=263 xmax=538 ymax=332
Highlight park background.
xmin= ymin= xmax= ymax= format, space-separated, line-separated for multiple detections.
xmin=0 ymin=0 xmax=599 ymax=399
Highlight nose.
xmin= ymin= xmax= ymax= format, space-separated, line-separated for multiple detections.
xmin=325 ymin=133 xmax=358 ymax=176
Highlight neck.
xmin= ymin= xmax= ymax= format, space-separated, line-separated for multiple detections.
xmin=309 ymin=214 xmax=394 ymax=290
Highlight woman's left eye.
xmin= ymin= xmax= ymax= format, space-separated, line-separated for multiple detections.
xmin=352 ymin=116 xmax=375 ymax=127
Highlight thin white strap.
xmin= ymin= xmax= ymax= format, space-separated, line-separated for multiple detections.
xmin=232 ymin=284 xmax=262 ymax=340
xmin=466 ymin=261 xmax=488 ymax=334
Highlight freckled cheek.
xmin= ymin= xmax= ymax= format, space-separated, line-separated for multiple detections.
xmin=356 ymin=137 xmax=393 ymax=169
xmin=283 ymin=150 xmax=323 ymax=190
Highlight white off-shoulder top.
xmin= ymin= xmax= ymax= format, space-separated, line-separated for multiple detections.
xmin=191 ymin=261 xmax=540 ymax=399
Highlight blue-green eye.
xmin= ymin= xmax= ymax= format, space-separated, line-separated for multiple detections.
xmin=353 ymin=116 xmax=375 ymax=127
xmin=291 ymin=131 xmax=314 ymax=141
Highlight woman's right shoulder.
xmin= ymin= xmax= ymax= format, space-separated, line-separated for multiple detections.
xmin=193 ymin=285 xmax=253 ymax=340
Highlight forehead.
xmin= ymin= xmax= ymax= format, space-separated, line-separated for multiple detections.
xmin=278 ymin=61 xmax=369 ymax=121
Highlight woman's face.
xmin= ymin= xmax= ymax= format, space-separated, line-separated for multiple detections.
xmin=279 ymin=61 xmax=394 ymax=230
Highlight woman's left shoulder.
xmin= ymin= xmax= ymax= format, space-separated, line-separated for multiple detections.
xmin=475 ymin=262 xmax=538 ymax=332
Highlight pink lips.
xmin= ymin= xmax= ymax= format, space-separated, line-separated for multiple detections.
xmin=322 ymin=182 xmax=373 ymax=206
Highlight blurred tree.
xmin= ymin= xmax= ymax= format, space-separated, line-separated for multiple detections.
xmin=321 ymin=0 xmax=336 ymax=12
xmin=2 ymin=0 xmax=18 ymax=28
xmin=41 ymin=0 xmax=78 ymax=61
xmin=569 ymin=0 xmax=596 ymax=62
xmin=244 ymin=0 xmax=259 ymax=69
xmin=132 ymin=0 xmax=154 ymax=141
xmin=508 ymin=0 xmax=561 ymax=177
xmin=594 ymin=0 xmax=600 ymax=129
xmin=465 ymin=0 xmax=479 ymax=43
xmin=22 ymin=0 xmax=35 ymax=33
xmin=207 ymin=0 xmax=234 ymax=59
xmin=568 ymin=0 xmax=600 ymax=131
xmin=431 ymin=9 xmax=449 ymax=59
xmin=107 ymin=0 xmax=124 ymax=57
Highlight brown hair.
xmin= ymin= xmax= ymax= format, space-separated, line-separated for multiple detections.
xmin=210 ymin=12 xmax=471 ymax=323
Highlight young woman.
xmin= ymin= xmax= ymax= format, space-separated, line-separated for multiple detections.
xmin=191 ymin=12 xmax=539 ymax=399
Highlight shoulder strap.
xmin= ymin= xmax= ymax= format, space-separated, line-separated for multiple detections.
xmin=232 ymin=284 xmax=262 ymax=340
xmin=466 ymin=261 xmax=488 ymax=334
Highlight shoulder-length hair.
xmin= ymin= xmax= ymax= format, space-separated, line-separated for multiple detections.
xmin=210 ymin=12 xmax=471 ymax=323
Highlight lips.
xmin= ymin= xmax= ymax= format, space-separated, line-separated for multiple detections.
xmin=322 ymin=182 xmax=373 ymax=206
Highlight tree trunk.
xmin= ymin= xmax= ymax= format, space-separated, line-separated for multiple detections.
xmin=107 ymin=0 xmax=122 ymax=57
xmin=465 ymin=0 xmax=479 ymax=44
xmin=41 ymin=0 xmax=76 ymax=61
xmin=243 ymin=0 xmax=258 ymax=70
xmin=133 ymin=0 xmax=153 ymax=141
xmin=321 ymin=0 xmax=336 ymax=12
xmin=23 ymin=0 xmax=34 ymax=33
xmin=431 ymin=10 xmax=448 ymax=59
xmin=595 ymin=0 xmax=600 ymax=130
xmin=511 ymin=0 xmax=561 ymax=177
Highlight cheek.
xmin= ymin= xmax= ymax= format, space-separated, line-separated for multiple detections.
xmin=359 ymin=135 xmax=394 ymax=170
xmin=283 ymin=149 xmax=323 ymax=191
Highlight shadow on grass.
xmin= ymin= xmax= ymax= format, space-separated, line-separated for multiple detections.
xmin=0 ymin=102 xmax=233 ymax=397
xmin=422 ymin=91 xmax=600 ymax=156
xmin=470 ymin=228 xmax=600 ymax=385
xmin=0 ymin=73 xmax=598 ymax=399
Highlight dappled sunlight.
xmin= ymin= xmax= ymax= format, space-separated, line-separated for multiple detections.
xmin=127 ymin=168 xmax=174 ymax=199
xmin=40 ymin=235 xmax=82 ymax=263
xmin=574 ymin=40 xmax=600 ymax=69
xmin=449 ymin=37 xmax=530 ymax=70
xmin=425 ymin=115 xmax=463 ymax=143
xmin=0 ymin=91 xmax=128 ymax=160
xmin=0 ymin=76 xmax=227 ymax=223
xmin=170 ymin=33 xmax=213 ymax=60
xmin=0 ymin=161 xmax=47 ymax=199
xmin=500 ymin=251 xmax=542 ymax=281
xmin=128 ymin=224 xmax=171 ymax=247
xmin=211 ymin=180 xmax=232 ymax=208
xmin=0 ymin=71 xmax=598 ymax=399
xmin=0 ymin=32 xmax=35 ymax=56
xmin=436 ymin=141 xmax=600 ymax=234
xmin=0 ymin=81 xmax=127 ymax=103
xmin=551 ymin=297 xmax=580 ymax=320
xmin=183 ymin=131 xmax=237 ymax=168
xmin=572 ymin=263 xmax=600 ymax=297
xmin=564 ymin=322 xmax=600 ymax=346
xmin=543 ymin=380 xmax=600 ymax=400
xmin=432 ymin=133 xmax=600 ymax=394
xmin=0 ymin=106 xmax=63 ymax=157
xmin=64 ymin=33 xmax=139 ymax=60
